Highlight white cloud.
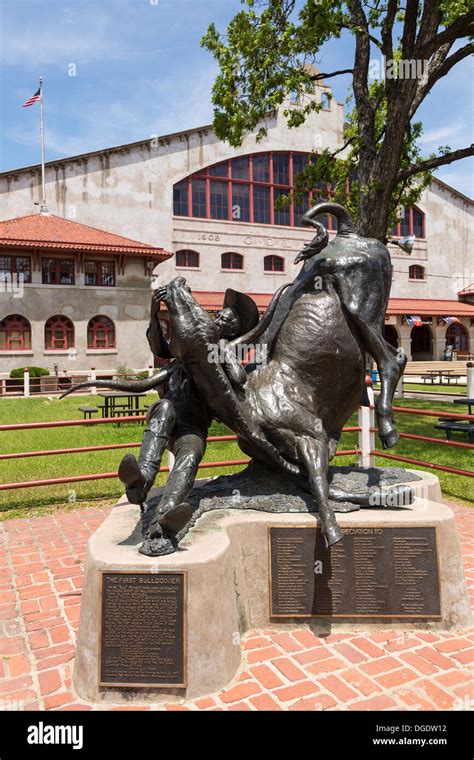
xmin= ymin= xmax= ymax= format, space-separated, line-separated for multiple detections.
xmin=421 ymin=124 xmax=465 ymax=145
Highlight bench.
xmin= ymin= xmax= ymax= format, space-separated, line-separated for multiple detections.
xmin=421 ymin=375 xmax=436 ymax=384
xmin=440 ymin=374 xmax=462 ymax=385
xmin=78 ymin=406 xmax=98 ymax=420
xmin=434 ymin=421 xmax=474 ymax=443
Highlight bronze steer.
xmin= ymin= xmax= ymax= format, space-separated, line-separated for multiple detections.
xmin=162 ymin=276 xmax=365 ymax=547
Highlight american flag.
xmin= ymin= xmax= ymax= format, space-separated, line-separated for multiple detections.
xmin=22 ymin=88 xmax=41 ymax=107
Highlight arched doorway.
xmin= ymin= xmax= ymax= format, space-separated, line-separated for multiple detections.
xmin=383 ymin=325 xmax=399 ymax=349
xmin=411 ymin=325 xmax=433 ymax=360
xmin=446 ymin=323 xmax=469 ymax=353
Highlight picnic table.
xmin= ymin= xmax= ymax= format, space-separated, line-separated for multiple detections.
xmin=97 ymin=392 xmax=147 ymax=419
xmin=434 ymin=398 xmax=474 ymax=443
xmin=452 ymin=398 xmax=474 ymax=416
xmin=421 ymin=369 xmax=462 ymax=385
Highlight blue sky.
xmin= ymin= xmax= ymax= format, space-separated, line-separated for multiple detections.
xmin=1 ymin=0 xmax=472 ymax=196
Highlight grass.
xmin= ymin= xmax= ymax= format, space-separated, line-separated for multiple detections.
xmin=0 ymin=392 xmax=472 ymax=520
xmin=0 ymin=394 xmax=243 ymax=520
xmin=401 ymin=382 xmax=467 ymax=394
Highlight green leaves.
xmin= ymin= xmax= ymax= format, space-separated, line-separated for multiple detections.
xmin=202 ymin=1 xmax=472 ymax=236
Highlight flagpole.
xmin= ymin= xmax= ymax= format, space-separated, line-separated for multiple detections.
xmin=39 ymin=77 xmax=48 ymax=213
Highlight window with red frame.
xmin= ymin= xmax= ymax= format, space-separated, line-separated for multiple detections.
xmin=84 ymin=260 xmax=115 ymax=287
xmin=45 ymin=315 xmax=75 ymax=350
xmin=172 ymin=152 xmax=341 ymax=230
xmin=264 ymin=255 xmax=284 ymax=272
xmin=446 ymin=323 xmax=469 ymax=353
xmin=175 ymin=250 xmax=199 ymax=268
xmin=0 ymin=314 xmax=31 ymax=351
xmin=409 ymin=265 xmax=425 ymax=280
xmin=87 ymin=315 xmax=115 ymax=349
xmin=0 ymin=255 xmax=32 ymax=284
xmin=221 ymin=252 xmax=243 ymax=270
xmin=42 ymin=258 xmax=75 ymax=285
xmin=392 ymin=207 xmax=425 ymax=239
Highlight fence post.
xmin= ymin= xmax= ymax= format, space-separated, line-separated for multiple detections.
xmin=167 ymin=449 xmax=175 ymax=471
xmin=358 ymin=380 xmax=375 ymax=468
xmin=467 ymin=362 xmax=474 ymax=399
xmin=23 ymin=368 xmax=30 ymax=399
xmin=89 ymin=366 xmax=96 ymax=395
xmin=395 ymin=374 xmax=404 ymax=398
xmin=148 ymin=365 xmax=154 ymax=378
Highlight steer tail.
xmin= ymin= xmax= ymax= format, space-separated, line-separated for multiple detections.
xmin=59 ymin=366 xmax=174 ymax=399
xmin=301 ymin=202 xmax=355 ymax=237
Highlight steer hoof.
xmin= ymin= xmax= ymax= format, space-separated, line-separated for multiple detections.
xmin=379 ymin=429 xmax=400 ymax=449
xmin=377 ymin=416 xmax=400 ymax=449
xmin=323 ymin=523 xmax=344 ymax=548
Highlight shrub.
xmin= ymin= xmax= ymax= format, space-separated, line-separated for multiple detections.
xmin=10 ymin=366 xmax=50 ymax=379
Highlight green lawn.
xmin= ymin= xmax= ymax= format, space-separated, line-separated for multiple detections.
xmin=0 ymin=393 xmax=472 ymax=520
xmin=402 ymin=383 xmax=467 ymax=394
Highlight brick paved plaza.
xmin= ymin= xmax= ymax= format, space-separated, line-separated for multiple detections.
xmin=0 ymin=501 xmax=472 ymax=712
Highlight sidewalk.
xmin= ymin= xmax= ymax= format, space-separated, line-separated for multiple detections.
xmin=0 ymin=501 xmax=472 ymax=711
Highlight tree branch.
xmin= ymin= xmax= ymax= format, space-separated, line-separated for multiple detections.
xmin=420 ymin=10 xmax=474 ymax=58
xmin=348 ymin=1 xmax=375 ymax=157
xmin=381 ymin=0 xmax=398 ymax=59
xmin=401 ymin=0 xmax=419 ymax=59
xmin=409 ymin=42 xmax=474 ymax=120
xmin=416 ymin=0 xmax=442 ymax=51
xmin=308 ymin=69 xmax=353 ymax=81
xmin=396 ymin=145 xmax=474 ymax=183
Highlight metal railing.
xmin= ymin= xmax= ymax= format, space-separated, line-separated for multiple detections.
xmin=0 ymin=382 xmax=472 ymax=493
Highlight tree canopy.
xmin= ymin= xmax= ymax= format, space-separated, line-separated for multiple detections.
xmin=202 ymin=0 xmax=474 ymax=239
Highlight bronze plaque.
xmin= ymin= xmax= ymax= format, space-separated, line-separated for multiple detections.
xmin=269 ymin=526 xmax=441 ymax=619
xmin=99 ymin=571 xmax=186 ymax=688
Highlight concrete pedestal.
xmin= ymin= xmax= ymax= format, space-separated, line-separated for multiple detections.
xmin=73 ymin=470 xmax=471 ymax=703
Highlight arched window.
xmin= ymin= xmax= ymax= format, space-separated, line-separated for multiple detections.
xmin=321 ymin=92 xmax=331 ymax=110
xmin=0 ymin=314 xmax=31 ymax=351
xmin=87 ymin=316 xmax=115 ymax=350
xmin=172 ymin=152 xmax=340 ymax=230
xmin=446 ymin=323 xmax=469 ymax=353
xmin=409 ymin=265 xmax=425 ymax=280
xmin=392 ymin=206 xmax=425 ymax=239
xmin=175 ymin=249 xmax=199 ymax=268
xmin=221 ymin=252 xmax=243 ymax=270
xmin=264 ymin=255 xmax=284 ymax=273
xmin=45 ymin=315 xmax=74 ymax=350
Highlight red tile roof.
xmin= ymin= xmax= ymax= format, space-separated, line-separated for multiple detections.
xmin=192 ymin=291 xmax=275 ymax=312
xmin=0 ymin=213 xmax=171 ymax=259
xmin=191 ymin=292 xmax=474 ymax=317
xmin=458 ymin=282 xmax=474 ymax=297
xmin=387 ymin=298 xmax=474 ymax=316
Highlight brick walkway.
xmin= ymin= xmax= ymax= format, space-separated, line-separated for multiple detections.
xmin=0 ymin=502 xmax=472 ymax=712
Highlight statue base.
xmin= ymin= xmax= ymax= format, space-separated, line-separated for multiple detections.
xmin=73 ymin=469 xmax=471 ymax=703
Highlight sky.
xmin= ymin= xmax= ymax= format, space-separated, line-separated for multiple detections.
xmin=0 ymin=0 xmax=472 ymax=197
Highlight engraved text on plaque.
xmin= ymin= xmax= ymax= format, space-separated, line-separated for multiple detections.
xmin=269 ymin=527 xmax=441 ymax=619
xmin=100 ymin=571 xmax=186 ymax=687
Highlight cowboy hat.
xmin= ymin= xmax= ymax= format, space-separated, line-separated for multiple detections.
xmin=221 ymin=289 xmax=259 ymax=335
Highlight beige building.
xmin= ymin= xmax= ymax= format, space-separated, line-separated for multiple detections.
xmin=0 ymin=213 xmax=170 ymax=378
xmin=1 ymin=75 xmax=473 ymax=377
